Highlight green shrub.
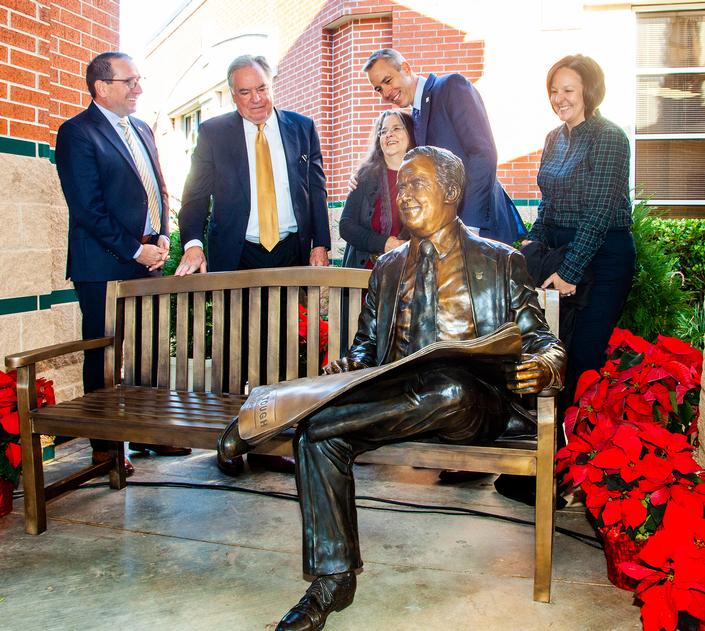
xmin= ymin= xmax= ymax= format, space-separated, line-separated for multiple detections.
xmin=618 ymin=202 xmax=692 ymax=343
xmin=650 ymin=217 xmax=705 ymax=304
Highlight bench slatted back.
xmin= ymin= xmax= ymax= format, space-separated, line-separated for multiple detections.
xmin=106 ymin=267 xmax=371 ymax=395
xmin=106 ymin=268 xmax=558 ymax=395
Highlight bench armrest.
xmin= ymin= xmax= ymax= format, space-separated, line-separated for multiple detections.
xmin=5 ymin=336 xmax=114 ymax=369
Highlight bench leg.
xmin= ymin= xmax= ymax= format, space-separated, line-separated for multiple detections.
xmin=21 ymin=432 xmax=47 ymax=535
xmin=534 ymin=396 xmax=557 ymax=602
xmin=16 ymin=366 xmax=47 ymax=535
xmin=107 ymin=442 xmax=127 ymax=490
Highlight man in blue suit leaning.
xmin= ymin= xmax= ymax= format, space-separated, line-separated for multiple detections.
xmin=55 ymin=52 xmax=191 ymax=473
xmin=364 ymin=48 xmax=526 ymax=245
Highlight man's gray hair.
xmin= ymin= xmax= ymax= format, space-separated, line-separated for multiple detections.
xmin=404 ymin=146 xmax=466 ymax=199
xmin=362 ymin=48 xmax=406 ymax=73
xmin=226 ymin=55 xmax=272 ymax=90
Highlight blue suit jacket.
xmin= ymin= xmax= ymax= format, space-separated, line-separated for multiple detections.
xmin=178 ymin=109 xmax=331 ymax=272
xmin=55 ymin=101 xmax=169 ymax=282
xmin=416 ymin=74 xmax=526 ymax=245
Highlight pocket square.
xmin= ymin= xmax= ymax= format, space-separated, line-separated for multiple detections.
xmin=300 ymin=154 xmax=308 ymax=162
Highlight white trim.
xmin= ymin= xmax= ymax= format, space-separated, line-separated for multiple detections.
xmin=642 ymin=199 xmax=705 ymax=205
xmin=636 ymin=66 xmax=705 ymax=74
xmin=636 ymin=133 xmax=705 ymax=139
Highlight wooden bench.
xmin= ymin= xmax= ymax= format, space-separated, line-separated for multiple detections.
xmin=6 ymin=267 xmax=559 ymax=602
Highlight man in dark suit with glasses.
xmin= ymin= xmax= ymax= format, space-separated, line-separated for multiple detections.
xmin=55 ymin=52 xmax=191 ymax=474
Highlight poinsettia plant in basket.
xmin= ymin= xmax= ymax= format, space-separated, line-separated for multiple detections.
xmin=556 ymin=328 xmax=704 ymax=630
xmin=0 ymin=369 xmax=55 ymax=488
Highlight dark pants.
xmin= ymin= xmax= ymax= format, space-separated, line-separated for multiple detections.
xmin=293 ymin=364 xmax=508 ymax=576
xmin=237 ymin=232 xmax=301 ymax=270
xmin=543 ymin=227 xmax=636 ymax=409
xmin=74 ymin=267 xmax=157 ymax=451
xmin=73 ymin=280 xmax=110 ymax=451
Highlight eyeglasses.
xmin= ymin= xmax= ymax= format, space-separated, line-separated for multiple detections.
xmin=378 ymin=125 xmax=405 ymax=138
xmin=100 ymin=76 xmax=142 ymax=89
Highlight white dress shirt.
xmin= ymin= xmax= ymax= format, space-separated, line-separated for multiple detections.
xmin=242 ymin=111 xmax=298 ymax=243
xmin=184 ymin=109 xmax=298 ymax=253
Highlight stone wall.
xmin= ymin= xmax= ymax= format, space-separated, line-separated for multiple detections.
xmin=0 ymin=152 xmax=83 ymax=401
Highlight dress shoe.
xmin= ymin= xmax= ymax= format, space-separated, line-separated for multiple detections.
xmin=217 ymin=417 xmax=252 ymax=462
xmin=438 ymin=470 xmax=490 ymax=484
xmin=216 ymin=451 xmax=245 ymax=477
xmin=276 ymin=572 xmax=356 ymax=631
xmin=91 ymin=450 xmax=135 ymax=477
xmin=247 ymin=453 xmax=296 ymax=474
xmin=128 ymin=443 xmax=191 ymax=456
xmin=494 ymin=474 xmax=567 ymax=509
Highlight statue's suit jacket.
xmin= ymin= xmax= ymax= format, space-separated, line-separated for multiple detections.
xmin=347 ymin=221 xmax=565 ymax=375
xmin=415 ymin=74 xmax=525 ymax=245
xmin=179 ymin=108 xmax=331 ymax=272
xmin=56 ymin=101 xmax=170 ymax=282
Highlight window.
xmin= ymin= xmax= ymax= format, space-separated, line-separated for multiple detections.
xmin=181 ymin=109 xmax=202 ymax=155
xmin=635 ymin=11 xmax=705 ymax=218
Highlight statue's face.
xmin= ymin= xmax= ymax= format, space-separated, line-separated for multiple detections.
xmin=397 ymin=155 xmax=457 ymax=238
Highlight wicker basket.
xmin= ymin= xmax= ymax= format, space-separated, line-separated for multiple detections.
xmin=0 ymin=478 xmax=13 ymax=518
xmin=601 ymin=527 xmax=646 ymax=591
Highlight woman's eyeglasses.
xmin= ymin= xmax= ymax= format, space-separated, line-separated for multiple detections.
xmin=378 ymin=125 xmax=405 ymax=138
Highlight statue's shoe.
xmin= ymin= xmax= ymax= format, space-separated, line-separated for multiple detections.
xmin=276 ymin=572 xmax=356 ymax=631
xmin=217 ymin=416 xmax=252 ymax=460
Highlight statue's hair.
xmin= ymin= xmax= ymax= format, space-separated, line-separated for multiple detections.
xmin=403 ymin=146 xmax=465 ymax=199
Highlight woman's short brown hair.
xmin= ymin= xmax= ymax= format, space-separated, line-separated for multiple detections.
xmin=546 ymin=54 xmax=605 ymax=119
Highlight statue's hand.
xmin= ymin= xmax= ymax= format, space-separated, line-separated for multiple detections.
xmin=323 ymin=357 xmax=366 ymax=374
xmin=505 ymin=354 xmax=553 ymax=395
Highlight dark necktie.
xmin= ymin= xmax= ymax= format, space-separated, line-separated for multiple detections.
xmin=408 ymin=239 xmax=437 ymax=354
xmin=412 ymin=107 xmax=422 ymax=140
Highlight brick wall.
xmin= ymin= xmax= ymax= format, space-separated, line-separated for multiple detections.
xmin=0 ymin=0 xmax=119 ymax=402
xmin=0 ymin=0 xmax=118 ymax=152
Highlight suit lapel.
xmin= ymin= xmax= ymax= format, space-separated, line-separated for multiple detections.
xmin=277 ymin=109 xmax=300 ymax=216
xmin=416 ymin=74 xmax=436 ymax=146
xmin=377 ymin=247 xmax=407 ymax=364
xmin=228 ymin=112 xmax=251 ymax=208
xmin=461 ymin=231 xmax=500 ymax=337
xmin=88 ymin=103 xmax=141 ymax=181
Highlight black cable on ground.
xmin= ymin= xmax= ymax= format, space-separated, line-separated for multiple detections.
xmin=12 ymin=479 xmax=602 ymax=549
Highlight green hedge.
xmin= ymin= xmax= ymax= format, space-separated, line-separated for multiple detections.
xmin=618 ymin=204 xmax=704 ymax=347
xmin=651 ymin=216 xmax=705 ymax=302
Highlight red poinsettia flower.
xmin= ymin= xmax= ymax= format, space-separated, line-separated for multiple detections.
xmin=0 ymin=410 xmax=19 ymax=435
xmin=5 ymin=442 xmax=21 ymax=468
xmin=556 ymin=421 xmax=619 ymax=488
xmin=589 ymin=424 xmax=644 ymax=483
xmin=656 ymin=335 xmax=704 ymax=374
xmin=0 ymin=370 xmax=17 ymax=389
xmin=607 ymin=328 xmax=653 ymax=356
xmin=621 ymin=510 xmax=705 ymax=631
xmin=36 ymin=378 xmax=55 ymax=406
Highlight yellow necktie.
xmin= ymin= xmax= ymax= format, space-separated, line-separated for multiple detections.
xmin=256 ymin=123 xmax=279 ymax=251
xmin=117 ymin=118 xmax=161 ymax=234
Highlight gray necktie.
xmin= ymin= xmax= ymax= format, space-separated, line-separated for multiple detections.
xmin=408 ymin=239 xmax=437 ymax=354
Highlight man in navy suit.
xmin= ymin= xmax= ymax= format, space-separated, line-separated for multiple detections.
xmin=364 ymin=48 xmax=526 ymax=246
xmin=175 ymin=55 xmax=331 ymax=476
xmin=55 ymin=52 xmax=191 ymax=473
xmin=175 ymin=55 xmax=330 ymax=275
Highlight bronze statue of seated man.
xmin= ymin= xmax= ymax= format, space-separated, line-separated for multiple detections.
xmin=218 ymin=145 xmax=566 ymax=630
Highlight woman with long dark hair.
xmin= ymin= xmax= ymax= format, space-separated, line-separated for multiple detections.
xmin=340 ymin=109 xmax=415 ymax=268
